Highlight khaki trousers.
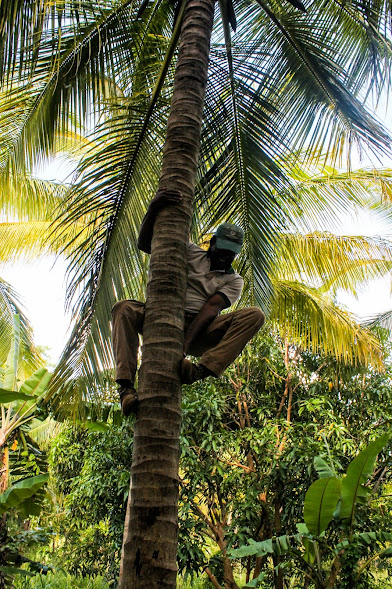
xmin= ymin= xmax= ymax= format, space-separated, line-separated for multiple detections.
xmin=111 ymin=300 xmax=265 ymax=383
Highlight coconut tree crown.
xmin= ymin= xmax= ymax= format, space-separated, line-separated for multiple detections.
xmin=0 ymin=0 xmax=391 ymax=411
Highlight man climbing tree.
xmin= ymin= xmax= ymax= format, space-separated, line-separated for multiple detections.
xmin=112 ymin=188 xmax=264 ymax=416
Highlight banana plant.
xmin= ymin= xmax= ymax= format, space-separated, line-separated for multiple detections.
xmin=0 ymin=314 xmax=52 ymax=586
xmin=231 ymin=433 xmax=391 ymax=588
xmin=0 ymin=314 xmax=51 ymax=493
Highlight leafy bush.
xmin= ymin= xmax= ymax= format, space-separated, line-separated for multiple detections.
xmin=177 ymin=574 xmax=213 ymax=588
xmin=28 ymin=331 xmax=392 ymax=586
xmin=178 ymin=331 xmax=392 ymax=586
xmin=38 ymin=422 xmax=133 ymax=582
xmin=14 ymin=571 xmax=110 ymax=588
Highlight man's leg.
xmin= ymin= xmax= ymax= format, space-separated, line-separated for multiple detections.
xmin=184 ymin=307 xmax=265 ymax=381
xmin=111 ymin=300 xmax=145 ymax=414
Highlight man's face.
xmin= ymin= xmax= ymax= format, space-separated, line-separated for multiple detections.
xmin=209 ymin=241 xmax=237 ymax=271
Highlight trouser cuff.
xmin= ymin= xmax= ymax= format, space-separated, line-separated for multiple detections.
xmin=199 ymin=361 xmax=222 ymax=378
xmin=115 ymin=372 xmax=135 ymax=384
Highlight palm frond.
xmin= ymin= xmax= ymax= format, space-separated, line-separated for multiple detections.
xmin=0 ymin=220 xmax=89 ymax=262
xmin=27 ymin=417 xmax=61 ymax=449
xmin=278 ymin=165 xmax=392 ymax=232
xmin=0 ymin=172 xmax=67 ymax=220
xmin=0 ymin=222 xmax=54 ymax=262
xmin=11 ymin=0 xmax=391 ymax=411
xmin=47 ymin=94 xmax=170 ymax=413
xmin=0 ymin=0 xmax=47 ymax=84
xmin=365 ymin=309 xmax=392 ymax=331
xmin=276 ymin=232 xmax=392 ymax=295
xmin=0 ymin=278 xmax=43 ymax=377
xmin=270 ymin=279 xmax=384 ymax=368
xmin=0 ymin=0 xmax=173 ymax=176
xmin=232 ymin=0 xmax=392 ymax=164
xmin=195 ymin=42 xmax=295 ymax=309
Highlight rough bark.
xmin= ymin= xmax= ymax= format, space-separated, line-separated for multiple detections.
xmin=0 ymin=514 xmax=6 ymax=589
xmin=118 ymin=0 xmax=215 ymax=586
xmin=0 ymin=447 xmax=8 ymax=494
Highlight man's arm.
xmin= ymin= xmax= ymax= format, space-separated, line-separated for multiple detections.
xmin=183 ymin=293 xmax=228 ymax=357
xmin=137 ymin=188 xmax=182 ymax=253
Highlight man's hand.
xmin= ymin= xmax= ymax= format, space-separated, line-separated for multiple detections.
xmin=149 ymin=188 xmax=182 ymax=214
xmin=137 ymin=188 xmax=182 ymax=253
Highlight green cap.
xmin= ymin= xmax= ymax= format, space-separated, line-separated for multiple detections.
xmin=215 ymin=223 xmax=244 ymax=254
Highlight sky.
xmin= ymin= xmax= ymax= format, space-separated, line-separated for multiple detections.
xmin=1 ymin=256 xmax=70 ymax=368
xmin=1 ymin=158 xmax=74 ymax=367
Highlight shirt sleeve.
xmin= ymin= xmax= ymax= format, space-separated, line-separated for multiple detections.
xmin=216 ymin=274 xmax=244 ymax=308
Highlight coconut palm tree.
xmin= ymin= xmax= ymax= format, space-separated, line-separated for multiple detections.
xmin=0 ymin=280 xmax=42 ymax=380
xmin=1 ymin=0 xmax=392 ymax=585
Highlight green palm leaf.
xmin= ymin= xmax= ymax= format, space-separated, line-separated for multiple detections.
xmin=275 ymin=232 xmax=392 ymax=295
xmin=47 ymin=101 xmax=166 ymax=413
xmin=0 ymin=0 xmax=174 ymax=176
xmin=270 ymin=280 xmax=383 ymax=367
xmin=366 ymin=309 xmax=392 ymax=330
xmin=0 ymin=282 xmax=42 ymax=377
xmin=278 ymin=166 xmax=392 ymax=232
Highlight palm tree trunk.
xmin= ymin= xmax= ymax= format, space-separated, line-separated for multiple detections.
xmin=118 ymin=0 xmax=215 ymax=587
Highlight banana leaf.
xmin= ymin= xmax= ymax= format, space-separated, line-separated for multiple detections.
xmin=0 ymin=388 xmax=31 ymax=403
xmin=340 ymin=434 xmax=390 ymax=527
xmin=314 ymin=456 xmax=335 ymax=479
xmin=304 ymin=476 xmax=342 ymax=536
xmin=19 ymin=368 xmax=51 ymax=397
xmin=0 ymin=473 xmax=48 ymax=515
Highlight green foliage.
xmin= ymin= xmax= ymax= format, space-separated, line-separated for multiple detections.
xmin=0 ymin=302 xmax=42 ymax=382
xmin=26 ymin=331 xmax=392 ymax=586
xmin=14 ymin=571 xmax=110 ymax=588
xmin=0 ymin=316 xmax=52 ymax=587
xmin=177 ymin=575 xmax=209 ymax=589
xmin=0 ymin=474 xmax=48 ymax=516
xmin=314 ymin=456 xmax=336 ymax=479
xmin=0 ymin=390 xmax=31 ymax=403
xmin=232 ymin=433 xmax=391 ymax=587
xmin=340 ymin=434 xmax=390 ymax=526
xmin=178 ymin=330 xmax=392 ymax=586
xmin=40 ymin=422 xmax=133 ymax=582
xmin=303 ymin=476 xmax=341 ymax=536
xmin=19 ymin=368 xmax=51 ymax=398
